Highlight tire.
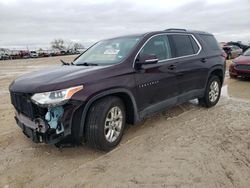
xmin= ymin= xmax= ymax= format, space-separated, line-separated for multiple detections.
xmin=85 ymin=96 xmax=125 ymax=151
xmin=199 ymin=75 xmax=221 ymax=108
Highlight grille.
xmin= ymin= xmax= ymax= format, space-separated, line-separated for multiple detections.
xmin=236 ymin=64 xmax=250 ymax=71
xmin=10 ymin=92 xmax=35 ymax=119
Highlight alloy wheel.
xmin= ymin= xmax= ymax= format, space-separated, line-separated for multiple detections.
xmin=104 ymin=106 xmax=123 ymax=143
xmin=209 ymin=80 xmax=219 ymax=102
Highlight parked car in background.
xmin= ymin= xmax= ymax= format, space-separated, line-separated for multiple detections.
xmin=49 ymin=49 xmax=61 ymax=56
xmin=0 ymin=52 xmax=10 ymax=60
xmin=60 ymin=50 xmax=67 ymax=55
xmin=229 ymin=48 xmax=250 ymax=78
xmin=9 ymin=51 xmax=21 ymax=59
xmin=19 ymin=51 xmax=30 ymax=59
xmin=29 ymin=51 xmax=39 ymax=58
xmin=9 ymin=28 xmax=226 ymax=151
xmin=227 ymin=41 xmax=250 ymax=52
xmin=0 ymin=48 xmax=11 ymax=60
xmin=223 ymin=45 xmax=242 ymax=59
xmin=38 ymin=51 xmax=50 ymax=57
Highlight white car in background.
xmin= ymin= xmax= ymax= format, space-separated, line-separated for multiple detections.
xmin=0 ymin=52 xmax=10 ymax=60
xmin=29 ymin=51 xmax=39 ymax=58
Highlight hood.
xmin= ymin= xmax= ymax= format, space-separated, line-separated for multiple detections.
xmin=234 ymin=55 xmax=250 ymax=65
xmin=9 ymin=65 xmax=108 ymax=93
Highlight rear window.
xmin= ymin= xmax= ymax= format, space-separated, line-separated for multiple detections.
xmin=171 ymin=35 xmax=199 ymax=57
xmin=199 ymin=34 xmax=220 ymax=51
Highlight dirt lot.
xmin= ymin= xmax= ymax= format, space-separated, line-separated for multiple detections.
xmin=0 ymin=56 xmax=250 ymax=188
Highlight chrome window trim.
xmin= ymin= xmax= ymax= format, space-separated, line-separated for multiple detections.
xmin=145 ymin=58 xmax=159 ymax=63
xmin=133 ymin=33 xmax=202 ymax=67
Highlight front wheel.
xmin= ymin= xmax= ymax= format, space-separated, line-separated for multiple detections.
xmin=85 ymin=96 xmax=125 ymax=151
xmin=199 ymin=75 xmax=221 ymax=108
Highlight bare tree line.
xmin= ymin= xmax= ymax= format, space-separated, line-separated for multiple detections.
xmin=51 ymin=39 xmax=84 ymax=51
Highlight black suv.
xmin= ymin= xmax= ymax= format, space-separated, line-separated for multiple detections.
xmin=9 ymin=28 xmax=226 ymax=151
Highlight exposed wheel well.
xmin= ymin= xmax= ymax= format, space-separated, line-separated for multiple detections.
xmin=210 ymin=69 xmax=224 ymax=85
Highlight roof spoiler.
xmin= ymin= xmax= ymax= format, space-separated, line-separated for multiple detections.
xmin=164 ymin=28 xmax=187 ymax=32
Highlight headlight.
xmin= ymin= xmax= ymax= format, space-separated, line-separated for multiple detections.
xmin=31 ymin=85 xmax=83 ymax=107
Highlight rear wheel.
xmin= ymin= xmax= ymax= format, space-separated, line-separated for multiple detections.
xmin=199 ymin=75 xmax=221 ymax=108
xmin=85 ymin=96 xmax=125 ymax=151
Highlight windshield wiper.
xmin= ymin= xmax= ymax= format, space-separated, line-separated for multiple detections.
xmin=60 ymin=59 xmax=73 ymax=66
xmin=75 ymin=62 xmax=98 ymax=66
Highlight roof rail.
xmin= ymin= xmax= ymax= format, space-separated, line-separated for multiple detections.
xmin=165 ymin=28 xmax=187 ymax=32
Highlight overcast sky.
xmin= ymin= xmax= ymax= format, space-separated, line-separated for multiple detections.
xmin=0 ymin=0 xmax=250 ymax=49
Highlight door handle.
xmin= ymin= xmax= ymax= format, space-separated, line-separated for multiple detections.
xmin=168 ymin=64 xmax=176 ymax=70
xmin=201 ymin=58 xmax=207 ymax=63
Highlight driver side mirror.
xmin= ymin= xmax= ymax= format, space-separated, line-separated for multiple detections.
xmin=136 ymin=54 xmax=158 ymax=68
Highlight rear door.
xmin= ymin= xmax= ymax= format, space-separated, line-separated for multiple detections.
xmin=134 ymin=35 xmax=179 ymax=115
xmin=169 ymin=34 xmax=207 ymax=100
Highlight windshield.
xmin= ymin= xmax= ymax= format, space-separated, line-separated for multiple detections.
xmin=74 ymin=36 xmax=141 ymax=65
xmin=243 ymin=48 xmax=250 ymax=56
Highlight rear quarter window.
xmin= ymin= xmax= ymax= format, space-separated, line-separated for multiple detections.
xmin=190 ymin=37 xmax=199 ymax=53
xmin=199 ymin=34 xmax=220 ymax=51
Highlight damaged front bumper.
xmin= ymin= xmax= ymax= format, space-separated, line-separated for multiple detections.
xmin=15 ymin=111 xmax=62 ymax=144
xmin=14 ymin=102 xmax=83 ymax=144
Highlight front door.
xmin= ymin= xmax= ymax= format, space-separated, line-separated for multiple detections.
xmin=134 ymin=35 xmax=179 ymax=117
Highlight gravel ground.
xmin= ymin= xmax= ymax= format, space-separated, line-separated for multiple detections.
xmin=0 ymin=56 xmax=250 ymax=188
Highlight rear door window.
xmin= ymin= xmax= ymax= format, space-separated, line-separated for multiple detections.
xmin=170 ymin=35 xmax=198 ymax=57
